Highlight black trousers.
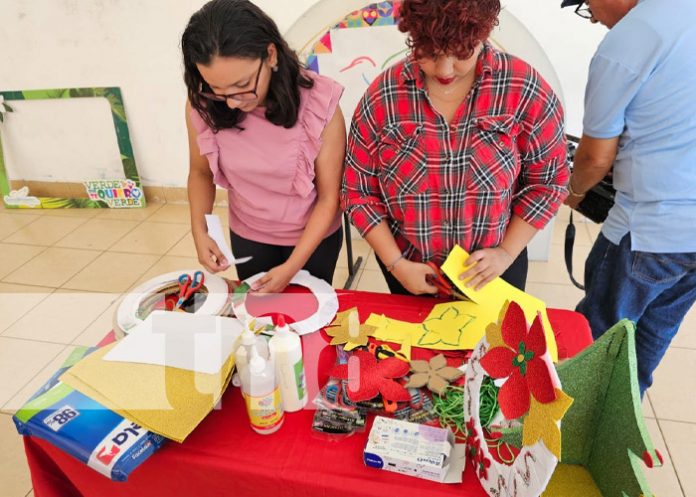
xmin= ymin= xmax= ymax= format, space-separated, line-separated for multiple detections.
xmin=229 ymin=228 xmax=343 ymax=284
xmin=376 ymin=248 xmax=529 ymax=296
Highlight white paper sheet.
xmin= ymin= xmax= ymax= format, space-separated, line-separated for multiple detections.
xmin=444 ymin=444 xmax=467 ymax=484
xmin=104 ymin=311 xmax=243 ymax=374
xmin=235 ymin=270 xmax=339 ymax=336
xmin=205 ymin=214 xmax=252 ymax=265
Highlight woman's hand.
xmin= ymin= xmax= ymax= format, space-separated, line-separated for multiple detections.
xmin=458 ymin=247 xmax=514 ymax=290
xmin=252 ymin=262 xmax=298 ymax=294
xmin=392 ymin=260 xmax=439 ymax=295
xmin=192 ymin=231 xmax=230 ymax=273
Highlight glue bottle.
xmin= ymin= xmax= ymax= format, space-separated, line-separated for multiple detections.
xmin=235 ymin=325 xmax=270 ymax=376
xmin=268 ymin=315 xmax=307 ymax=412
xmin=240 ymin=348 xmax=284 ymax=435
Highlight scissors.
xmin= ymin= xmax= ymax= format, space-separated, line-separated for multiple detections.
xmin=174 ymin=271 xmax=205 ymax=309
xmin=425 ymin=262 xmax=468 ymax=300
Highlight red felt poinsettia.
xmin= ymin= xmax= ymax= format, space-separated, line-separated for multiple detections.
xmin=465 ymin=417 xmax=491 ymax=480
xmin=473 ymin=449 xmax=492 ymax=480
xmin=480 ymin=302 xmax=557 ymax=420
xmin=329 ymin=350 xmax=411 ymax=403
xmin=465 ymin=418 xmax=480 ymax=459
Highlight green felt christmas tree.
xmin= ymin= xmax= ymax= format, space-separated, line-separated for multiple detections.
xmin=555 ymin=319 xmax=660 ymax=497
xmin=499 ymin=320 xmax=661 ymax=496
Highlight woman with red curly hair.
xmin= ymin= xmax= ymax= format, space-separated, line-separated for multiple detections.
xmin=342 ymin=0 xmax=569 ymax=295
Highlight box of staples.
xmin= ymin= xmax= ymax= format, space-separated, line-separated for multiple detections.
xmin=363 ymin=416 xmax=455 ymax=483
xmin=12 ymin=346 xmax=166 ymax=481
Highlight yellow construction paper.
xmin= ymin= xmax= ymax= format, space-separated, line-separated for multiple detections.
xmin=365 ymin=314 xmax=415 ymax=360
xmin=60 ymin=343 xmax=236 ymax=443
xmin=366 ymin=301 xmax=499 ymax=355
xmin=391 ymin=337 xmax=412 ymax=361
xmin=523 ymin=388 xmax=574 ymax=459
xmin=484 ymin=302 xmax=511 ymax=349
xmin=441 ymin=245 xmax=559 ymax=361
xmin=542 ymin=464 xmax=603 ymax=497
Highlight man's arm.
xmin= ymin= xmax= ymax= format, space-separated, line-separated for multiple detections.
xmin=565 ymin=134 xmax=619 ymax=208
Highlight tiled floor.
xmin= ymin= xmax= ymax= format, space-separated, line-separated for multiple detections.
xmin=0 ymin=203 xmax=694 ymax=496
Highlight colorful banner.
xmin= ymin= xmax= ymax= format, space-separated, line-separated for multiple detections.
xmin=83 ymin=179 xmax=144 ymax=208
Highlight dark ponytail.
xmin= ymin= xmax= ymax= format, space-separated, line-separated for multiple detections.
xmin=182 ymin=0 xmax=313 ymax=131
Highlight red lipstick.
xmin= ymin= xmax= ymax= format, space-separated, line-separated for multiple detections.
xmin=437 ymin=77 xmax=456 ymax=85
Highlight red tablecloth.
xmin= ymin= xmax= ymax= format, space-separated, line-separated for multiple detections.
xmin=24 ymin=290 xmax=592 ymax=497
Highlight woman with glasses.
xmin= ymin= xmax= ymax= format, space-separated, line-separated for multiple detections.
xmin=342 ymin=0 xmax=569 ymax=295
xmin=182 ymin=0 xmax=345 ymax=292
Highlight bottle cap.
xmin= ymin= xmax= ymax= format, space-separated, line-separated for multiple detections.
xmin=249 ymin=348 xmax=265 ymax=374
xmin=276 ymin=315 xmax=290 ymax=334
xmin=241 ymin=328 xmax=256 ymax=346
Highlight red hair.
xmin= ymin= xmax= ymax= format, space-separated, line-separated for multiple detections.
xmin=398 ymin=0 xmax=500 ymax=59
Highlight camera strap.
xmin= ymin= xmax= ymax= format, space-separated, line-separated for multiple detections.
xmin=564 ymin=211 xmax=586 ymax=290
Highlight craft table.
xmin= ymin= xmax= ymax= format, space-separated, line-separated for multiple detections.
xmin=22 ymin=290 xmax=592 ymax=497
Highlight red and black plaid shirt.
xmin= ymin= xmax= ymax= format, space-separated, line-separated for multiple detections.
xmin=341 ymin=44 xmax=569 ymax=264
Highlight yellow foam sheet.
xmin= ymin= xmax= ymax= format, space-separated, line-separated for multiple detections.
xmin=441 ymin=245 xmax=558 ymax=361
xmin=523 ymin=388 xmax=574 ymax=460
xmin=366 ymin=300 xmax=499 ymax=355
xmin=542 ymin=464 xmax=602 ymax=497
xmin=60 ymin=343 xmax=236 ymax=443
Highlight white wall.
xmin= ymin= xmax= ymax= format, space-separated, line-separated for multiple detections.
xmin=0 ymin=0 xmax=607 ymax=187
xmin=500 ymin=0 xmax=607 ymax=137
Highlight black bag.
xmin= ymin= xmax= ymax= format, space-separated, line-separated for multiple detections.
xmin=575 ymin=176 xmax=615 ymax=224
xmin=565 ymin=136 xmax=616 ymax=224
xmin=564 ymin=135 xmax=616 ymax=289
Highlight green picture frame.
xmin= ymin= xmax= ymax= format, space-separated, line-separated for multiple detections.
xmin=0 ymin=87 xmax=145 ymax=209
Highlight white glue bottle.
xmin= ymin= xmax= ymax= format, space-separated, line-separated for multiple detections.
xmin=235 ymin=326 xmax=270 ymax=372
xmin=268 ymin=315 xmax=307 ymax=412
xmin=240 ymin=348 xmax=284 ymax=435
xmin=233 ymin=322 xmax=271 ymax=387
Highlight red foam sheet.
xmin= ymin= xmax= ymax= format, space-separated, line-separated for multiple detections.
xmin=547 ymin=308 xmax=593 ymax=360
xmin=244 ymin=284 xmax=320 ymax=325
xmin=24 ymin=290 xmax=592 ymax=497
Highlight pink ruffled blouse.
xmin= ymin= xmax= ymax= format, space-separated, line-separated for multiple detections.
xmin=189 ymin=72 xmax=344 ymax=246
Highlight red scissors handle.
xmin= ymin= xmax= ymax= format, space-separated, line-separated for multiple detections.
xmin=425 ymin=262 xmax=452 ymax=294
xmin=425 ymin=262 xmax=467 ymax=300
xmin=175 ymin=271 xmax=205 ymax=309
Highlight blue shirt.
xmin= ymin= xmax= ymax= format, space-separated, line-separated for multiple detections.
xmin=583 ymin=0 xmax=696 ymax=253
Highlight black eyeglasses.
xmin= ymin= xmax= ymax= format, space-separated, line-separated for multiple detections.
xmin=199 ymin=59 xmax=264 ymax=103
xmin=575 ymin=2 xmax=593 ymax=19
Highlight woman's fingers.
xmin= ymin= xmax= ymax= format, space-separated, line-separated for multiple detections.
xmin=252 ymin=273 xmax=272 ymax=292
xmin=207 ymin=240 xmax=229 ymax=269
xmin=199 ymin=249 xmax=221 ymax=273
xmin=472 ymin=270 xmax=496 ymax=290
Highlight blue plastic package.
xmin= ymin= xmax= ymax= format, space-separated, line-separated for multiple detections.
xmin=12 ymin=346 xmax=166 ymax=481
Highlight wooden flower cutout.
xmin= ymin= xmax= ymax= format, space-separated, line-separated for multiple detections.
xmin=404 ymin=354 xmax=463 ymax=395
xmin=329 ymin=350 xmax=411 ymax=403
xmin=328 ymin=308 xmax=356 ymax=328
xmin=325 ymin=309 xmax=376 ymax=351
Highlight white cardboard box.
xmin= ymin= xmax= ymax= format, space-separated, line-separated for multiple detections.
xmin=363 ymin=416 xmax=456 ymax=483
